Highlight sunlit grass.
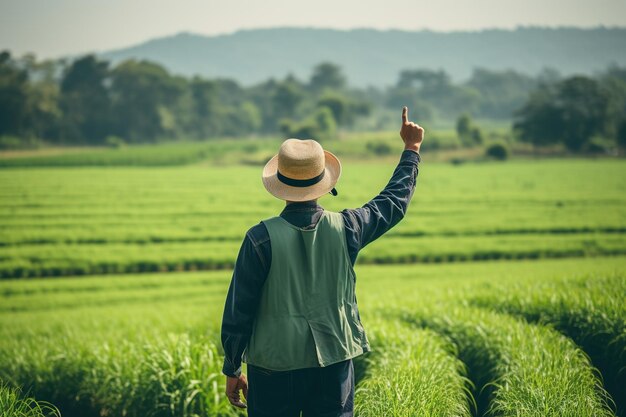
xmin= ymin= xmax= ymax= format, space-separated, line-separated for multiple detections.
xmin=355 ymin=319 xmax=472 ymax=417
xmin=0 ymin=382 xmax=60 ymax=417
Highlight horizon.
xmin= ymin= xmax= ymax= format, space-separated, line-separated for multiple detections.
xmin=4 ymin=24 xmax=626 ymax=60
xmin=2 ymin=0 xmax=625 ymax=58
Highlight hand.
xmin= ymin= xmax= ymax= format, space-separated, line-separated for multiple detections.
xmin=226 ymin=374 xmax=248 ymax=409
xmin=400 ymin=106 xmax=424 ymax=153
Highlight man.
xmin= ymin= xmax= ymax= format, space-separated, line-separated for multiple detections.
xmin=221 ymin=106 xmax=424 ymax=416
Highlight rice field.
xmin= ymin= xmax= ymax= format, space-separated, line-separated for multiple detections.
xmin=1 ymin=146 xmax=625 ymax=416
xmin=1 ymin=259 xmax=624 ymax=416
xmin=1 ymin=159 xmax=625 ymax=278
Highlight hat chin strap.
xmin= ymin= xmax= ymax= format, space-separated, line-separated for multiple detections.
xmin=329 ymin=188 xmax=338 ymax=196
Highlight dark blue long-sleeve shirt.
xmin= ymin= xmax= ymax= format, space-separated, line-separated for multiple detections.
xmin=221 ymin=150 xmax=421 ymax=377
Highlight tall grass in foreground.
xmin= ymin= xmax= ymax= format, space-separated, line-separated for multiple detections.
xmin=397 ymin=305 xmax=615 ymax=417
xmin=0 ymin=333 xmax=240 ymax=417
xmin=469 ymin=274 xmax=626 ymax=416
xmin=0 ymin=382 xmax=60 ymax=417
xmin=355 ymin=319 xmax=472 ymax=417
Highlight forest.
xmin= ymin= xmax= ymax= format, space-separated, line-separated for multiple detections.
xmin=2 ymin=50 xmax=625 ymax=153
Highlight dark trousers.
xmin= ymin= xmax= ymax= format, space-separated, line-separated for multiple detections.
xmin=246 ymin=359 xmax=354 ymax=417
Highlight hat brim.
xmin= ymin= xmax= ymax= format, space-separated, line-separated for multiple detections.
xmin=262 ymin=150 xmax=341 ymax=201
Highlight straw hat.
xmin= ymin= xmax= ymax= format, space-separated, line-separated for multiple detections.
xmin=262 ymin=139 xmax=341 ymax=201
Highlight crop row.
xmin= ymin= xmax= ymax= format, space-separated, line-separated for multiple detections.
xmin=2 ymin=258 xmax=625 ymax=416
xmin=468 ymin=274 xmax=626 ymax=415
xmin=0 ymin=139 xmax=282 ymax=168
xmin=1 ymin=205 xmax=623 ymax=244
xmin=355 ymin=319 xmax=472 ymax=417
xmin=4 ymin=311 xmax=612 ymax=417
xmin=395 ymin=305 xmax=615 ymax=417
xmin=2 ymin=161 xmax=625 ymax=244
xmin=1 ymin=232 xmax=625 ymax=279
xmin=1 ymin=223 xmax=625 ymax=248
xmin=0 ymin=333 xmax=238 ymax=417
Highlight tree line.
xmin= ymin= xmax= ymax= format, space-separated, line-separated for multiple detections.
xmin=1 ymin=49 xmax=625 ymax=153
xmin=514 ymin=68 xmax=626 ymax=152
xmin=0 ymin=52 xmax=372 ymax=146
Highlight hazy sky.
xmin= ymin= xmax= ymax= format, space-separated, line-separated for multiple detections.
xmin=2 ymin=0 xmax=626 ymax=58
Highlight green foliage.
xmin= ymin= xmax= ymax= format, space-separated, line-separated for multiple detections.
xmin=393 ymin=69 xmax=480 ymax=118
xmin=271 ymin=81 xmax=304 ymax=119
xmin=365 ymin=141 xmax=392 ymax=156
xmin=313 ymin=106 xmax=337 ymax=140
xmin=485 ymin=142 xmax=509 ymax=160
xmin=515 ymin=75 xmax=620 ymax=152
xmin=0 ymin=382 xmax=60 ymax=417
xmin=317 ymin=92 xmax=350 ymax=126
xmin=617 ymin=118 xmax=626 ymax=150
xmin=1 ymin=257 xmax=624 ymax=416
xmin=0 ymin=135 xmax=42 ymax=150
xmin=0 ymin=51 xmax=30 ymax=137
xmin=316 ymin=92 xmax=371 ymax=128
xmin=104 ymin=135 xmax=126 ymax=149
xmin=279 ymin=106 xmax=338 ymax=141
xmin=60 ymin=55 xmax=112 ymax=143
xmin=469 ymin=274 xmax=626 ymax=406
xmin=309 ymin=62 xmax=346 ymax=92
xmin=111 ymin=60 xmax=186 ymax=142
xmin=466 ymin=68 xmax=539 ymax=119
xmin=4 ymin=47 xmax=626 ymax=152
xmin=455 ymin=113 xmax=483 ymax=146
xmin=399 ymin=304 xmax=614 ymax=417
xmin=355 ymin=321 xmax=472 ymax=417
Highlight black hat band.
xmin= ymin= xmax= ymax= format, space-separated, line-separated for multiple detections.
xmin=277 ymin=170 xmax=325 ymax=187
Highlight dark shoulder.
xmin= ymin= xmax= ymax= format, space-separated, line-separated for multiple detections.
xmin=246 ymin=221 xmax=270 ymax=247
xmin=339 ymin=208 xmax=360 ymax=230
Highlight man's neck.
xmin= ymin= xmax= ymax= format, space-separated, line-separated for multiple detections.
xmin=285 ymin=199 xmax=318 ymax=206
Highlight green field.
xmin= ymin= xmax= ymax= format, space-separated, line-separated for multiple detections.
xmin=2 ymin=259 xmax=624 ymax=417
xmin=1 ymin=159 xmax=625 ymax=278
xmin=1 ymin=144 xmax=625 ymax=416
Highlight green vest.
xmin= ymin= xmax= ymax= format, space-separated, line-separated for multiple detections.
xmin=242 ymin=210 xmax=370 ymax=370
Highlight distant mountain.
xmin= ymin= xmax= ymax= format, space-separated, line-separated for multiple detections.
xmin=99 ymin=27 xmax=626 ymax=87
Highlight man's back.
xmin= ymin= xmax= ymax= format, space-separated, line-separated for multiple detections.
xmin=221 ymin=107 xmax=425 ymax=415
xmin=244 ymin=211 xmax=370 ymax=371
xmin=221 ymin=149 xmax=420 ymax=377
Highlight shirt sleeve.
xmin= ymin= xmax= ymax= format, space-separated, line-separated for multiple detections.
xmin=220 ymin=228 xmax=268 ymax=377
xmin=341 ymin=149 xmax=420 ymax=262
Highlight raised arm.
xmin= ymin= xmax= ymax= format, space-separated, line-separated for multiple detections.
xmin=342 ymin=107 xmax=424 ymax=260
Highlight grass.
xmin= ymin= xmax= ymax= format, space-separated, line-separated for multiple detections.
xmin=1 ymin=333 xmax=236 ymax=417
xmin=398 ymin=305 xmax=614 ymax=417
xmin=355 ymin=319 xmax=472 ymax=417
xmin=0 ymin=382 xmax=60 ymax=417
xmin=0 ymin=130 xmax=464 ymax=168
xmin=0 ymin=140 xmax=277 ymax=167
xmin=1 ymin=144 xmax=625 ymax=415
xmin=1 ymin=257 xmax=625 ymax=416
xmin=1 ymin=159 xmax=625 ymax=278
xmin=468 ymin=274 xmax=626 ymax=414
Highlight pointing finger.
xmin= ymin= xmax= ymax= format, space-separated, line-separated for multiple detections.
xmin=402 ymin=106 xmax=408 ymax=124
